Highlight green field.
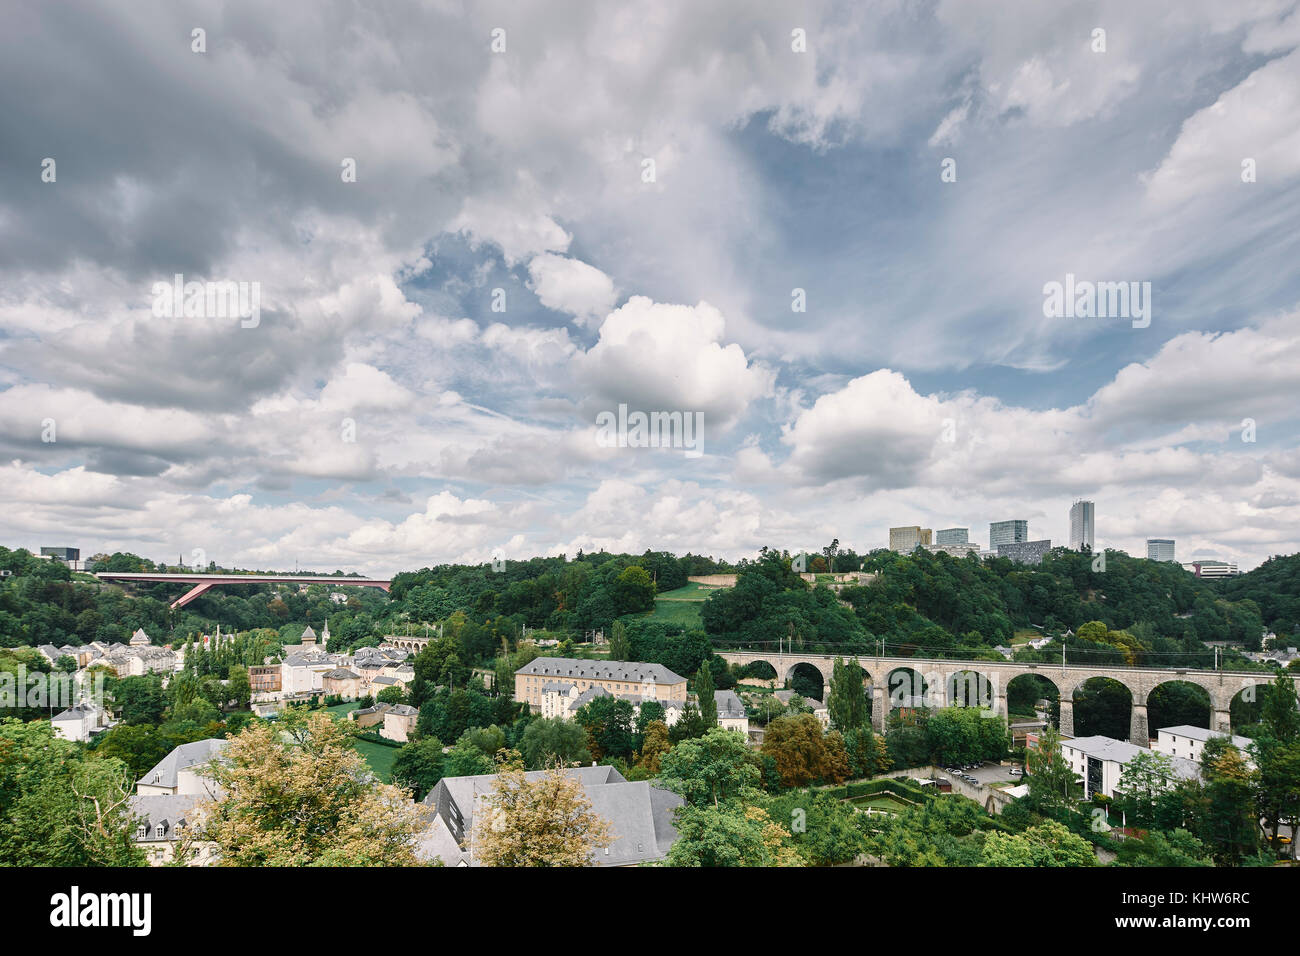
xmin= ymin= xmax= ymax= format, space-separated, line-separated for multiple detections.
xmin=637 ymin=581 xmax=719 ymax=628
xmin=655 ymin=582 xmax=721 ymax=601
xmin=352 ymin=737 xmax=399 ymax=782
xmin=847 ymin=794 xmax=912 ymax=813
xmin=320 ymin=701 xmax=399 ymax=782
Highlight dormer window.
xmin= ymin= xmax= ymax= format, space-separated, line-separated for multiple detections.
xmin=136 ymin=824 xmax=147 ymax=839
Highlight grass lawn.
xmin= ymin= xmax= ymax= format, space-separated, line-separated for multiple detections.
xmin=318 ymin=701 xmax=398 ymax=782
xmin=1010 ymin=629 xmax=1041 ymax=646
xmin=640 ymin=599 xmax=703 ymax=628
xmin=847 ymin=794 xmax=912 ymax=813
xmin=655 ymin=582 xmax=717 ymax=601
xmin=352 ymin=737 xmax=398 ymax=782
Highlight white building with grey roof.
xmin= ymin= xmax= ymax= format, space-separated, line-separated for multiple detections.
xmin=136 ymin=738 xmax=228 ymax=797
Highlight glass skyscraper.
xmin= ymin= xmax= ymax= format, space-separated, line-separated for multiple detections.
xmin=989 ymin=519 xmax=1028 ymax=550
xmin=1069 ymin=500 xmax=1095 ymax=550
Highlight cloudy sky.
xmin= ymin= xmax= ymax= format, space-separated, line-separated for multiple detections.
xmin=3 ymin=0 xmax=1300 ymax=575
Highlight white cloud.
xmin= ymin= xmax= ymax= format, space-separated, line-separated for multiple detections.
xmin=526 ymin=253 xmax=618 ymax=326
xmin=572 ymin=296 xmax=774 ymax=427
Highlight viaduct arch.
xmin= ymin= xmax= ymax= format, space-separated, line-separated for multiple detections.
xmin=720 ymin=650 xmax=1296 ymax=744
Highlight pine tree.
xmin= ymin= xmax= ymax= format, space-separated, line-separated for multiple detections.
xmin=696 ymin=662 xmax=717 ymax=727
xmin=609 ymin=619 xmax=631 ymax=661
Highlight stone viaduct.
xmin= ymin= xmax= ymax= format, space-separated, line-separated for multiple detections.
xmin=718 ymin=649 xmax=1297 ymax=745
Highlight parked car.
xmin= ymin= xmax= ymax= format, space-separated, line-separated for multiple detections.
xmin=1008 ymin=768 xmax=1023 ymax=776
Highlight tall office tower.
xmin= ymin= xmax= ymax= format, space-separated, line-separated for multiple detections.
xmin=1069 ymin=500 xmax=1095 ymax=550
xmin=936 ymin=528 xmax=968 ymax=546
xmin=989 ymin=520 xmax=1028 ymax=550
xmin=889 ymin=526 xmax=933 ymax=553
xmin=1147 ymin=539 xmax=1176 ymax=562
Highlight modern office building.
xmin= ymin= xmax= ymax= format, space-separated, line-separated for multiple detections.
xmin=1069 ymin=500 xmax=1094 ymax=550
xmin=989 ymin=520 xmax=1028 ymax=550
xmin=1186 ymin=560 xmax=1240 ymax=579
xmin=889 ymin=526 xmax=932 ymax=552
xmin=935 ymin=528 xmax=968 ymax=546
xmin=996 ymin=539 xmax=1053 ymax=565
xmin=1146 ymin=538 xmax=1176 ymax=562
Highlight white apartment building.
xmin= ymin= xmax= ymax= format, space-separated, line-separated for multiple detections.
xmin=1060 ymin=734 xmax=1199 ymax=800
xmin=1153 ymin=725 xmax=1254 ymax=766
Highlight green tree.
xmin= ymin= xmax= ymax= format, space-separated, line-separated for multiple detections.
xmin=1026 ymin=726 xmax=1079 ymax=812
xmin=1115 ymin=749 xmax=1178 ymax=829
xmin=827 ymin=657 xmax=867 ymax=731
xmin=115 ymin=674 xmax=167 ymax=725
xmin=391 ymin=736 xmax=446 ymax=801
xmin=666 ymin=803 xmax=801 ymax=867
xmin=695 ymin=662 xmax=717 ymax=728
xmin=608 ymin=619 xmax=631 ymax=661
xmin=0 ymin=719 xmax=144 ymax=866
xmin=520 ymin=717 xmax=590 ymax=769
xmin=659 ymin=727 xmax=760 ymax=808
xmin=981 ymin=820 xmax=1097 ymax=867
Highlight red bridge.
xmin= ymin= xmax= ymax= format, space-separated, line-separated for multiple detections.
xmin=95 ymin=572 xmax=392 ymax=609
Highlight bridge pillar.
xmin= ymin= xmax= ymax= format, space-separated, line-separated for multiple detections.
xmin=1058 ymin=698 xmax=1074 ymax=737
xmin=1213 ymin=709 xmax=1232 ymax=734
xmin=1129 ymin=703 xmax=1148 ymax=747
xmin=871 ymin=684 xmax=886 ymax=733
xmin=992 ymin=692 xmax=1007 ymax=720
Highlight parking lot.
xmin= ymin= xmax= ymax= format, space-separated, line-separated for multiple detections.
xmin=939 ymin=762 xmax=1022 ymax=789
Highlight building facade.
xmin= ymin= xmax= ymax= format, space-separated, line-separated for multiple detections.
xmin=1146 ymin=538 xmax=1176 ymax=562
xmin=1153 ymin=725 xmax=1253 ymax=765
xmin=935 ymin=528 xmax=968 ymax=545
xmin=989 ymin=519 xmax=1028 ymax=550
xmin=996 ymin=539 xmax=1052 ymax=565
xmin=1069 ymin=500 xmax=1095 ymax=550
xmin=889 ymin=526 xmax=932 ymax=552
xmin=515 ymin=658 xmax=687 ymax=712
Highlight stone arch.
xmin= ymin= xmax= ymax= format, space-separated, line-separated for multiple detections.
xmin=1068 ymin=676 xmax=1133 ymax=740
xmin=785 ymin=661 xmax=827 ymax=702
xmin=1006 ymin=672 xmax=1060 ymax=718
xmin=883 ymin=666 xmax=932 ymax=711
xmin=1146 ymin=679 xmax=1212 ymax=734
xmin=741 ymin=658 xmax=778 ymax=683
xmin=945 ymin=668 xmax=995 ymax=710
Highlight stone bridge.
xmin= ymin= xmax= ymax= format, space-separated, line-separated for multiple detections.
xmin=718 ymin=649 xmax=1297 ymax=744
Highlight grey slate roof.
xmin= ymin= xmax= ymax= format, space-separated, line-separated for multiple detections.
xmin=516 ymin=657 xmax=686 ymax=684
xmin=52 ymin=702 xmax=104 ymax=722
xmin=283 ymin=651 xmax=335 ymax=667
xmin=1159 ymin=724 xmax=1253 ymax=751
xmin=419 ymin=765 xmax=682 ymax=866
xmin=129 ymin=793 xmax=204 ymax=841
xmin=324 ymin=668 xmax=360 ymax=679
xmin=138 ymin=738 xmax=228 ymax=790
xmin=386 ymin=704 xmax=418 ymax=716
xmin=714 ymin=689 xmax=746 ymax=719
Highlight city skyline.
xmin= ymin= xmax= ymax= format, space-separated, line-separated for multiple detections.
xmin=3 ymin=4 xmax=1300 ymax=577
